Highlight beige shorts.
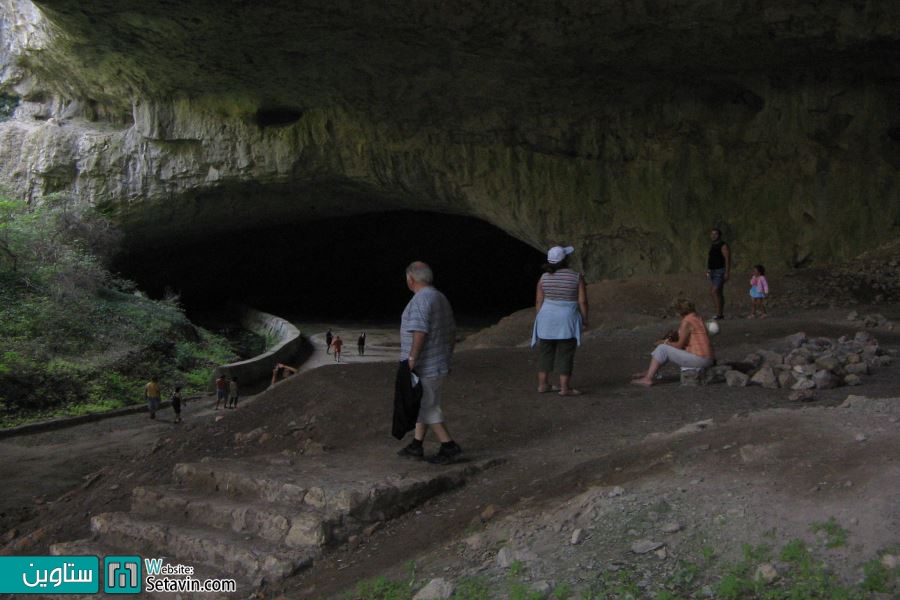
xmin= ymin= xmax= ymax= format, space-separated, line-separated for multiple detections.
xmin=417 ymin=375 xmax=446 ymax=425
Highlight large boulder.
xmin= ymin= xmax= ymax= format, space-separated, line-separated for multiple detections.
xmin=813 ymin=370 xmax=840 ymax=389
xmin=750 ymin=367 xmax=779 ymax=389
xmin=725 ymin=370 xmax=749 ymax=387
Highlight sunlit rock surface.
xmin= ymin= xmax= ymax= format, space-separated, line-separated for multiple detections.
xmin=1 ymin=0 xmax=899 ymax=277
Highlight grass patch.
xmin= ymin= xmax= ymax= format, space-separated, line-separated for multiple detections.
xmin=350 ymin=576 xmax=413 ymax=600
xmin=809 ymin=517 xmax=849 ymax=549
xmin=0 ymin=192 xmax=238 ymax=427
xmin=581 ymin=567 xmax=642 ymax=599
xmin=340 ymin=535 xmax=896 ymax=599
xmin=449 ymin=577 xmax=491 ymax=600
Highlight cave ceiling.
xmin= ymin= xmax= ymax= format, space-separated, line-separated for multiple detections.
xmin=2 ymin=1 xmax=900 ymax=278
xmin=27 ymin=0 xmax=900 ymax=118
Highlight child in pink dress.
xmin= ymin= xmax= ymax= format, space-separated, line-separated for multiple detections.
xmin=749 ymin=264 xmax=769 ymax=318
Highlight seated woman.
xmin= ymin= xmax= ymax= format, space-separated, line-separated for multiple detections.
xmin=631 ymin=299 xmax=714 ymax=386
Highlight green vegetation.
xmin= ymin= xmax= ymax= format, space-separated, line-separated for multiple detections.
xmin=351 ymin=576 xmax=413 ymax=600
xmin=337 ymin=526 xmax=897 ymax=600
xmin=449 ymin=577 xmax=491 ymax=600
xmin=0 ymin=192 xmax=237 ymax=427
xmin=581 ymin=568 xmax=643 ymax=599
xmin=809 ymin=517 xmax=849 ymax=549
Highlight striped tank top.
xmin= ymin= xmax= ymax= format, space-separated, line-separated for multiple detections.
xmin=540 ymin=268 xmax=580 ymax=301
xmin=683 ymin=313 xmax=714 ymax=359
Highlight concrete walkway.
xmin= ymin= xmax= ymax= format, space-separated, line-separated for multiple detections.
xmin=298 ymin=326 xmax=398 ymax=373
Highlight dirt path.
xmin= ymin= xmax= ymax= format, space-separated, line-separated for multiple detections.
xmin=0 ymin=324 xmax=398 ymax=534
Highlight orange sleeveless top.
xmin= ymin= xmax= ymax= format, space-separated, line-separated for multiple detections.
xmin=683 ymin=313 xmax=714 ymax=359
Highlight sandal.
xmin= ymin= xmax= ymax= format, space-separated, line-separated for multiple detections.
xmin=630 ymin=379 xmax=653 ymax=387
xmin=537 ymin=386 xmax=553 ymax=393
xmin=558 ymin=389 xmax=582 ymax=396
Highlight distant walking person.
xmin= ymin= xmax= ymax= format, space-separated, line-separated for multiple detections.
xmin=331 ymin=336 xmax=343 ymax=362
xmin=706 ymin=228 xmax=731 ymax=320
xmin=145 ymin=376 xmax=161 ymax=419
xmin=171 ymin=386 xmax=183 ymax=423
xmin=358 ymin=332 xmax=366 ymax=355
xmin=227 ymin=377 xmax=239 ymax=409
xmin=748 ymin=264 xmax=769 ymax=318
xmin=395 ymin=261 xmax=461 ymax=465
xmin=531 ymin=245 xmax=589 ymax=397
xmin=215 ymin=373 xmax=228 ymax=410
xmin=325 ymin=329 xmax=333 ymax=354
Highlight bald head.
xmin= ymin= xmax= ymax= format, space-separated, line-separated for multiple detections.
xmin=406 ymin=261 xmax=434 ymax=290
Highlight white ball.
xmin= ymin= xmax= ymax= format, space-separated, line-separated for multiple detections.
xmin=706 ymin=320 xmax=720 ymax=335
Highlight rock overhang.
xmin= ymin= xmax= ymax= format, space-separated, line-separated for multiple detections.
xmin=18 ymin=0 xmax=900 ymax=112
xmin=1 ymin=0 xmax=900 ymax=278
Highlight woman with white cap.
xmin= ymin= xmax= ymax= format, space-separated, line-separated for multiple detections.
xmin=531 ymin=245 xmax=589 ymax=396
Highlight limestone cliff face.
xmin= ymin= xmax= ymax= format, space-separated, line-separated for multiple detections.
xmin=1 ymin=0 xmax=899 ymax=278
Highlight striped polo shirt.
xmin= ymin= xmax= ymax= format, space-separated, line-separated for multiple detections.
xmin=400 ymin=286 xmax=456 ymax=378
xmin=540 ymin=268 xmax=581 ymax=301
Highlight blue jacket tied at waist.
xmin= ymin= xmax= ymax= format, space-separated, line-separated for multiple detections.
xmin=531 ymin=299 xmax=582 ymax=347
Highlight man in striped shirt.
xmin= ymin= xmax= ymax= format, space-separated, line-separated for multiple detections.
xmin=396 ymin=261 xmax=461 ymax=465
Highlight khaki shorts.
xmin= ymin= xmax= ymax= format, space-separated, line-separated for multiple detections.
xmin=417 ymin=375 xmax=445 ymax=425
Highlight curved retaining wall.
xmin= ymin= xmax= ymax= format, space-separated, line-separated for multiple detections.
xmin=213 ymin=307 xmax=309 ymax=385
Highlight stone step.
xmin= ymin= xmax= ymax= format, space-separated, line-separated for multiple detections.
xmin=49 ymin=539 xmax=253 ymax=600
xmin=173 ymin=456 xmax=505 ymax=524
xmin=90 ymin=512 xmax=313 ymax=584
xmin=172 ymin=460 xmax=310 ymax=504
xmin=131 ymin=485 xmax=332 ymax=548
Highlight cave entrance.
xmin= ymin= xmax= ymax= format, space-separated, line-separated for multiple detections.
xmin=114 ymin=211 xmax=544 ymax=326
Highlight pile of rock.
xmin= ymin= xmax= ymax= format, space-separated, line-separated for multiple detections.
xmin=719 ymin=331 xmax=891 ymax=401
xmin=845 ymin=311 xmax=893 ymax=330
xmin=774 ymin=242 xmax=900 ymax=309
xmin=822 ymin=261 xmax=900 ymax=305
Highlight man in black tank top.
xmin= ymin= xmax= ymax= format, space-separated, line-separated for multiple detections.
xmin=706 ymin=228 xmax=731 ymax=320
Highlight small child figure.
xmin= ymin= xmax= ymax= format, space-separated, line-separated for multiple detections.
xmin=227 ymin=377 xmax=239 ymax=409
xmin=171 ymin=386 xmax=183 ymax=423
xmin=749 ymin=264 xmax=769 ymax=318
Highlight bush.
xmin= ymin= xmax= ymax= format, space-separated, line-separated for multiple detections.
xmin=0 ymin=191 xmax=237 ymax=427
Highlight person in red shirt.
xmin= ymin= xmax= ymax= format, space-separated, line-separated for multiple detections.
xmin=215 ymin=373 xmax=228 ymax=409
xmin=331 ymin=335 xmax=344 ymax=363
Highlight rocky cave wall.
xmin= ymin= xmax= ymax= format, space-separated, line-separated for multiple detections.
xmin=1 ymin=0 xmax=899 ymax=280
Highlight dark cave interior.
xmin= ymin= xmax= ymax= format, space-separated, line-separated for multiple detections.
xmin=114 ymin=210 xmax=546 ymax=326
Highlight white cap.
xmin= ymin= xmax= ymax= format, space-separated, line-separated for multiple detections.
xmin=547 ymin=245 xmax=575 ymax=264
